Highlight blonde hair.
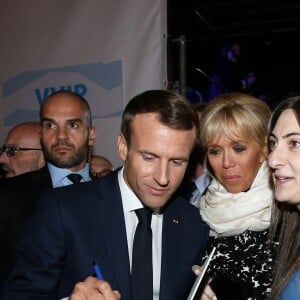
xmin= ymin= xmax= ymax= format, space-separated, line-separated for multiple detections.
xmin=200 ymin=92 xmax=271 ymax=151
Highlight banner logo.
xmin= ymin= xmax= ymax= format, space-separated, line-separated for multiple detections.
xmin=2 ymin=61 xmax=123 ymax=126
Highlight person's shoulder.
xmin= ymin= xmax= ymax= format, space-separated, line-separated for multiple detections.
xmin=166 ymin=195 xmax=210 ymax=246
xmin=2 ymin=165 xmax=50 ymax=186
xmin=280 ymin=268 xmax=300 ymax=300
xmin=171 ymin=194 xmax=198 ymax=210
xmin=1 ymin=170 xmax=33 ymax=185
xmin=48 ymin=169 xmax=118 ymax=198
xmin=0 ymin=170 xmax=39 ymax=194
xmin=169 ymin=195 xmax=208 ymax=226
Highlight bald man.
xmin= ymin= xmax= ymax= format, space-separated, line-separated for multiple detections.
xmin=0 ymin=91 xmax=97 ymax=286
xmin=0 ymin=122 xmax=45 ymax=178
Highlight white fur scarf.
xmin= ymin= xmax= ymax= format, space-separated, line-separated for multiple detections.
xmin=200 ymin=161 xmax=273 ymax=237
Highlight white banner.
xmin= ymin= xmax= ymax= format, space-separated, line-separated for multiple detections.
xmin=0 ymin=0 xmax=167 ymax=166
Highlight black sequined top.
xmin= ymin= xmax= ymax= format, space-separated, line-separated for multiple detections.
xmin=204 ymin=230 xmax=277 ymax=300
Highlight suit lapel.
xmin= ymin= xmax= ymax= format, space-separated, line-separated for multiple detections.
xmin=159 ymin=201 xmax=182 ymax=299
xmin=94 ymin=172 xmax=132 ymax=298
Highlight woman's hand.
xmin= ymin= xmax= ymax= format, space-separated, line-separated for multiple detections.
xmin=192 ymin=265 xmax=217 ymax=300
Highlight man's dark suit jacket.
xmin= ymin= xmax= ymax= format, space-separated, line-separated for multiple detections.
xmin=2 ymin=169 xmax=209 ymax=300
xmin=0 ymin=166 xmax=52 ymax=286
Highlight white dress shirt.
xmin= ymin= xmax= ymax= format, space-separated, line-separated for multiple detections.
xmin=118 ymin=167 xmax=163 ymax=300
xmin=47 ymin=162 xmax=91 ymax=187
xmin=190 ymin=172 xmax=211 ymax=207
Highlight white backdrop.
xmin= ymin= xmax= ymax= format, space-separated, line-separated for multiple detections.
xmin=0 ymin=0 xmax=167 ymax=167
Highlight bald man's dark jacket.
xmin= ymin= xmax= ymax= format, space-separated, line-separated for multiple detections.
xmin=0 ymin=166 xmax=52 ymax=287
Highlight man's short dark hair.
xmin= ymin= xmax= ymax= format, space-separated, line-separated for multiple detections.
xmin=121 ymin=89 xmax=199 ymax=147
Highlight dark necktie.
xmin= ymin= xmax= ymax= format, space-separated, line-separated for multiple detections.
xmin=67 ymin=173 xmax=82 ymax=184
xmin=132 ymin=208 xmax=153 ymax=300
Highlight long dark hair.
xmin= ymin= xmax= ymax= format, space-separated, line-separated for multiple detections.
xmin=268 ymin=96 xmax=300 ymax=299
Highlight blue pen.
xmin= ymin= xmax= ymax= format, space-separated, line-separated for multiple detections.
xmin=93 ymin=261 xmax=104 ymax=280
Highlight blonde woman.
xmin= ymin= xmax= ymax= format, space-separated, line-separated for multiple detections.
xmin=198 ymin=93 xmax=276 ymax=300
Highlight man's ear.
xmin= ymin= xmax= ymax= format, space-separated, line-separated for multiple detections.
xmin=88 ymin=127 xmax=97 ymax=146
xmin=38 ymin=152 xmax=46 ymax=170
xmin=117 ymin=133 xmax=128 ymax=161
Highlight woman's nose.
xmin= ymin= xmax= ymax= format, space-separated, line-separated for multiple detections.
xmin=268 ymin=145 xmax=286 ymax=169
xmin=223 ymin=152 xmax=236 ymax=168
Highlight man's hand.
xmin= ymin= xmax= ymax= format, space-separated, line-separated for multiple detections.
xmin=70 ymin=276 xmax=121 ymax=300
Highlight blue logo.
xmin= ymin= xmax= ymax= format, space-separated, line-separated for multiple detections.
xmin=34 ymin=84 xmax=88 ymax=105
xmin=2 ymin=61 xmax=123 ymax=126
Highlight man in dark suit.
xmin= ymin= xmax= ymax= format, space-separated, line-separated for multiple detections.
xmin=2 ymin=90 xmax=209 ymax=300
xmin=0 ymin=90 xmax=96 ymax=287
xmin=0 ymin=166 xmax=52 ymax=284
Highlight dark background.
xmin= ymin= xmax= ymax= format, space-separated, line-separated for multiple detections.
xmin=167 ymin=0 xmax=300 ymax=109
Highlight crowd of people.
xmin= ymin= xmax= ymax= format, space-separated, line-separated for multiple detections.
xmin=0 ymin=88 xmax=299 ymax=300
